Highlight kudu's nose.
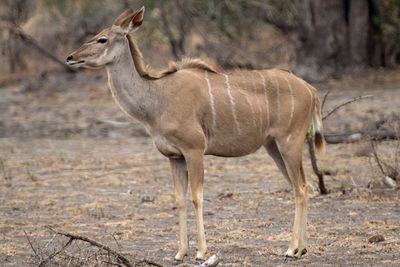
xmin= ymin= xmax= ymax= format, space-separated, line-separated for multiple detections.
xmin=66 ymin=55 xmax=73 ymax=62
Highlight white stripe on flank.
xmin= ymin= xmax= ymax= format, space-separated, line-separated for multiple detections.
xmin=238 ymin=72 xmax=257 ymax=129
xmin=237 ymin=82 xmax=257 ymax=129
xmin=272 ymin=72 xmax=281 ymax=123
xmin=283 ymin=76 xmax=295 ymax=128
xmin=250 ymin=74 xmax=264 ymax=133
xmin=254 ymin=71 xmax=270 ymax=128
xmin=223 ymin=73 xmax=241 ymax=134
xmin=204 ymin=71 xmax=217 ymax=130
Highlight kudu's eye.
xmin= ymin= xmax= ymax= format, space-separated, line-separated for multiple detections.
xmin=98 ymin=37 xmax=108 ymax=44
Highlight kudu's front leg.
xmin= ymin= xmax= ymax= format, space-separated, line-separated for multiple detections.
xmin=170 ymin=158 xmax=189 ymax=263
xmin=185 ymin=150 xmax=207 ymax=261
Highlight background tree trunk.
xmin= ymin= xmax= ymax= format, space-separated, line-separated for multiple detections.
xmin=0 ymin=0 xmax=35 ymax=73
xmin=159 ymin=0 xmax=193 ymax=60
xmin=1 ymin=0 xmax=399 ymax=79
xmin=293 ymin=0 xmax=375 ymax=81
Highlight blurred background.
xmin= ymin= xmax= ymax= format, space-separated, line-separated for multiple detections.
xmin=0 ymin=1 xmax=399 ymax=266
xmin=1 ymin=0 xmax=400 ymax=80
xmin=0 ymin=0 xmax=399 ymax=138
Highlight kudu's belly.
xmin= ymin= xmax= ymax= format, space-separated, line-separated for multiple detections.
xmin=204 ymin=128 xmax=267 ymax=157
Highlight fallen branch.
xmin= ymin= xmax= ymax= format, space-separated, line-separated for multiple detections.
xmin=324 ymin=130 xmax=399 ymax=144
xmin=27 ymin=227 xmax=218 ymax=267
xmin=47 ymin=227 xmax=134 ymax=267
xmin=324 ymin=133 xmax=363 ymax=144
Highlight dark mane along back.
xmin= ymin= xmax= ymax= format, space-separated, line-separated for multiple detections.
xmin=127 ymin=35 xmax=218 ymax=80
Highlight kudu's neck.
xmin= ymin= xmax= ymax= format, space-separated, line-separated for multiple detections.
xmin=105 ymin=38 xmax=160 ymax=125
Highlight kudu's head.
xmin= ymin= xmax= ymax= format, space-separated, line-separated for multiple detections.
xmin=66 ymin=7 xmax=145 ymax=69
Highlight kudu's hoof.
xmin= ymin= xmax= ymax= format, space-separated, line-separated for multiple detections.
xmin=294 ymin=248 xmax=308 ymax=257
xmin=283 ymin=248 xmax=307 ymax=263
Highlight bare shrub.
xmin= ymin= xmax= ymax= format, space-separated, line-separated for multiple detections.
xmin=370 ymin=113 xmax=400 ymax=187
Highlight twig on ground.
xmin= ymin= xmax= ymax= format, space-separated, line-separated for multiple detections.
xmin=371 ymin=134 xmax=400 ymax=182
xmin=43 ymin=227 xmax=167 ymax=267
xmin=371 ymin=141 xmax=387 ymax=177
xmin=47 ymin=227 xmax=134 ymax=267
xmin=43 ymin=233 xmax=57 ymax=249
xmin=111 ymin=233 xmax=122 ymax=251
xmin=38 ymin=238 xmax=73 ymax=267
xmin=24 ymin=231 xmax=39 ymax=258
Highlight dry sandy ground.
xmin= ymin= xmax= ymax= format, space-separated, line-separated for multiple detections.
xmin=0 ymin=71 xmax=399 ymax=266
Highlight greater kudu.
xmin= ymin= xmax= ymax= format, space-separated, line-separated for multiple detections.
xmin=66 ymin=6 xmax=325 ymax=265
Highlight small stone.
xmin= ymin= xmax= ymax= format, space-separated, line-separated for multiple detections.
xmin=383 ymin=176 xmax=397 ymax=188
xmin=200 ymin=255 xmax=219 ymax=267
xmin=368 ymin=234 xmax=385 ymax=243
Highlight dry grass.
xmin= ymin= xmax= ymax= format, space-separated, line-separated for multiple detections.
xmin=0 ymin=138 xmax=399 ymax=266
xmin=0 ymin=72 xmax=400 ymax=266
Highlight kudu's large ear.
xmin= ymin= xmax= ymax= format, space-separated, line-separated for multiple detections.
xmin=113 ymin=8 xmax=134 ymax=26
xmin=119 ymin=6 xmax=145 ymax=33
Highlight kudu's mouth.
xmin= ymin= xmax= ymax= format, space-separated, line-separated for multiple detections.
xmin=66 ymin=60 xmax=85 ymax=66
xmin=66 ymin=54 xmax=86 ymax=67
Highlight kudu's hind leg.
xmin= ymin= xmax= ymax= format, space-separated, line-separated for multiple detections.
xmin=272 ymin=139 xmax=309 ymax=259
xmin=170 ymin=158 xmax=189 ymax=263
xmin=264 ymin=140 xmax=291 ymax=185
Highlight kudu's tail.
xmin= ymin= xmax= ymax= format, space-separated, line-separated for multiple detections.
xmin=312 ymin=96 xmax=326 ymax=154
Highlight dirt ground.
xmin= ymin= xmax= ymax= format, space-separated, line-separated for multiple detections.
xmin=0 ymin=70 xmax=399 ymax=266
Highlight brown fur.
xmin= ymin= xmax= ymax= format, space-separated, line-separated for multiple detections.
xmin=315 ymin=132 xmax=324 ymax=152
xmin=67 ymin=6 xmax=326 ymax=262
xmin=127 ymin=34 xmax=218 ymax=80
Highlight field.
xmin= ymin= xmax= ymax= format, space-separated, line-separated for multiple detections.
xmin=0 ymin=71 xmax=399 ymax=266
